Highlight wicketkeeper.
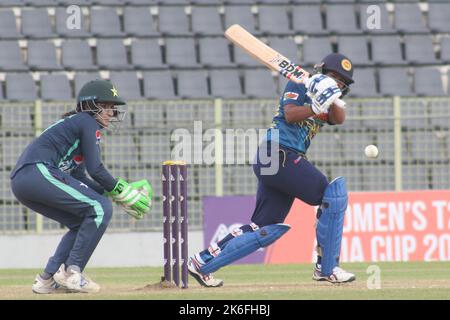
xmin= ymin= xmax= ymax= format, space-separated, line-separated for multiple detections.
xmin=10 ymin=80 xmax=153 ymax=294
xmin=188 ymin=53 xmax=356 ymax=287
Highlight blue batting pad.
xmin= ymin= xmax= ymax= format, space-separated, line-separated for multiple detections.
xmin=200 ymin=224 xmax=290 ymax=275
xmin=316 ymin=177 xmax=348 ymax=276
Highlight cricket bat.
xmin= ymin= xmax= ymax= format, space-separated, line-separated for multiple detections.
xmin=224 ymin=24 xmax=345 ymax=108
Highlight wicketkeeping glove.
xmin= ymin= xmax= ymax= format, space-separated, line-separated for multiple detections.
xmin=130 ymin=179 xmax=153 ymax=199
xmin=108 ymin=178 xmax=151 ymax=219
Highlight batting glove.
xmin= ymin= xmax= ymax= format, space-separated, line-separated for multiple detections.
xmin=306 ymin=74 xmax=342 ymax=114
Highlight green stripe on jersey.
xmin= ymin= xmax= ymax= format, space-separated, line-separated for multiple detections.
xmin=58 ymin=139 xmax=80 ymax=167
xmin=36 ymin=163 xmax=104 ymax=228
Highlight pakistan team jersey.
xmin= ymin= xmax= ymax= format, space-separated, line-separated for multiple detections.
xmin=11 ymin=112 xmax=116 ymax=192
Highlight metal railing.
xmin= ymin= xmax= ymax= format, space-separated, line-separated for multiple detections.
xmin=0 ymin=97 xmax=449 ymax=234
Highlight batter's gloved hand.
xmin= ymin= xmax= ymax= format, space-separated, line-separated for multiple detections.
xmin=108 ymin=178 xmax=151 ymax=219
xmin=306 ymin=74 xmax=342 ymax=114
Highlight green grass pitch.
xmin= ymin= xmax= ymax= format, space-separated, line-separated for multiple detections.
xmin=0 ymin=262 xmax=449 ymax=300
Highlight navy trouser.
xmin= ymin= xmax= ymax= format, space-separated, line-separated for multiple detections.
xmin=10 ymin=163 xmax=112 ymax=274
xmin=251 ymin=145 xmax=329 ymax=227
xmin=196 ymin=144 xmax=329 ymax=266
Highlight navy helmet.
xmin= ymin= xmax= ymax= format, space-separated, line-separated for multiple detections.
xmin=314 ymin=53 xmax=354 ymax=85
xmin=314 ymin=53 xmax=354 ymax=96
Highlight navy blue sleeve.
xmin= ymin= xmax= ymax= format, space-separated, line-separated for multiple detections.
xmin=71 ymin=164 xmax=106 ymax=195
xmin=79 ymin=118 xmax=117 ymax=192
xmin=280 ymin=81 xmax=311 ymax=107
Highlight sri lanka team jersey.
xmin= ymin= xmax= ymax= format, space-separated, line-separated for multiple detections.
xmin=267 ymin=81 xmax=331 ymax=154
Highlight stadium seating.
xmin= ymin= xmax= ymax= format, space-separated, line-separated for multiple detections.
xmin=177 ymin=70 xmax=209 ymax=99
xmin=337 ymin=36 xmax=371 ymax=66
xmin=143 ymin=70 xmax=176 ymax=99
xmin=199 ymin=38 xmax=234 ymax=68
xmin=379 ymin=68 xmax=413 ymax=97
xmin=258 ymin=6 xmax=292 ymax=35
xmin=404 ymin=35 xmax=438 ymax=65
xmin=109 ymin=71 xmax=142 ymax=100
xmin=210 ymin=69 xmax=243 ymax=99
xmin=360 ymin=4 xmax=396 ymax=34
xmin=441 ymin=38 xmax=450 ymax=64
xmin=0 ymin=10 xmax=21 ymax=39
xmin=165 ymin=38 xmax=200 ymax=69
xmin=268 ymin=38 xmax=299 ymax=65
xmin=96 ymin=39 xmax=132 ymax=70
xmin=0 ymin=41 xmax=27 ymax=71
xmin=243 ymin=69 xmax=278 ymax=99
xmin=1 ymin=0 xmax=24 ymax=5
xmin=0 ymin=0 xmax=449 ymax=234
xmin=21 ymin=8 xmax=55 ymax=39
xmin=55 ymin=7 xmax=91 ymax=38
xmin=224 ymin=6 xmax=257 ymax=34
xmin=131 ymin=39 xmax=166 ymax=70
xmin=123 ymin=7 xmax=158 ymax=37
xmin=91 ymin=8 xmax=125 ymax=37
xmin=233 ymin=43 xmax=261 ymax=67
xmin=5 ymin=73 xmax=37 ymax=102
xmin=27 ymin=40 xmax=62 ymax=71
xmin=302 ymin=38 xmax=333 ymax=66
xmin=414 ymin=68 xmax=445 ymax=97
xmin=191 ymin=6 xmax=223 ymax=36
xmin=348 ymin=68 xmax=378 ymax=98
xmin=158 ymin=7 xmax=191 ymax=36
xmin=428 ymin=3 xmax=450 ymax=33
xmin=326 ymin=4 xmax=361 ymax=34
xmin=62 ymin=40 xmax=97 ymax=71
xmin=394 ymin=4 xmax=428 ymax=34
xmin=292 ymin=5 xmax=326 ymax=35
xmin=371 ymin=36 xmax=406 ymax=65
xmin=40 ymin=74 xmax=72 ymax=101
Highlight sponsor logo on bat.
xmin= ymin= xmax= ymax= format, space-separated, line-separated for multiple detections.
xmin=269 ymin=54 xmax=284 ymax=64
xmin=277 ymin=60 xmax=307 ymax=79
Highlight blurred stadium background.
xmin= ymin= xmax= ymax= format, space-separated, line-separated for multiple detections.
xmin=0 ymin=0 xmax=448 ymax=264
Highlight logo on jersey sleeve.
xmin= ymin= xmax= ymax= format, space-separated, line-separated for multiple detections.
xmin=95 ymin=130 xmax=101 ymax=145
xmin=283 ymin=92 xmax=299 ymax=101
xmin=59 ymin=155 xmax=83 ymax=174
xmin=73 ymin=155 xmax=84 ymax=165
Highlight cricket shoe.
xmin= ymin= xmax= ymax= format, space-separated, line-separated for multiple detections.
xmin=54 ymin=264 xmax=100 ymax=293
xmin=187 ymin=257 xmax=223 ymax=288
xmin=312 ymin=265 xmax=356 ymax=283
xmin=32 ymin=274 xmax=72 ymax=294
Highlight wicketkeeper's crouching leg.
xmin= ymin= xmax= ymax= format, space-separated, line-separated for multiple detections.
xmin=313 ymin=177 xmax=355 ymax=283
xmin=188 ymin=223 xmax=290 ymax=287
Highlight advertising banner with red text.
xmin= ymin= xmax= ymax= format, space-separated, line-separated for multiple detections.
xmin=203 ymin=190 xmax=450 ymax=264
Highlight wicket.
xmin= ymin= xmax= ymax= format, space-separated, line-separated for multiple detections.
xmin=162 ymin=160 xmax=188 ymax=289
